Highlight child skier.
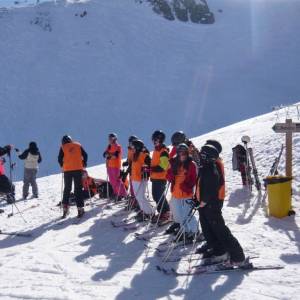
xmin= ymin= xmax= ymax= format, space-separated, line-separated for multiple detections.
xmin=166 ymin=143 xmax=198 ymax=242
xmin=196 ymin=144 xmax=246 ymax=265
xmin=18 ymin=142 xmax=42 ymax=199
xmin=122 ymin=135 xmax=138 ymax=208
xmin=131 ymin=139 xmax=154 ymax=221
xmin=58 ymin=135 xmax=88 ymax=218
xmin=150 ymin=130 xmax=170 ymax=223
xmin=103 ymin=133 xmax=127 ymax=201
xmin=170 ymin=131 xmax=187 ymax=159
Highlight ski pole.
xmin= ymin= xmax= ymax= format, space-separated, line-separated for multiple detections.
xmin=162 ymin=207 xmax=197 ymax=263
xmin=7 ymin=151 xmax=15 ymax=218
xmin=147 ymin=182 xmax=170 ymax=230
xmin=60 ymin=172 xmax=64 ymax=211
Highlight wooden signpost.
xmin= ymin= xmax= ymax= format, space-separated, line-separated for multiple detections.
xmin=272 ymin=119 xmax=300 ymax=177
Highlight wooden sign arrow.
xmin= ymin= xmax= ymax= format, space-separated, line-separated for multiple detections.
xmin=273 ymin=122 xmax=300 ymax=133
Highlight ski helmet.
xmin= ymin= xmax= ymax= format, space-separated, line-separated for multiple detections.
xmin=108 ymin=133 xmax=118 ymax=140
xmin=152 ymin=130 xmax=166 ymax=143
xmin=62 ymin=135 xmax=72 ymax=145
xmin=200 ymin=144 xmax=219 ymax=161
xmin=176 ymin=143 xmax=189 ymax=154
xmin=171 ymin=131 xmax=186 ymax=146
xmin=132 ymin=139 xmax=144 ymax=152
xmin=206 ymin=139 xmax=222 ymax=154
xmin=128 ymin=135 xmax=138 ymax=143
xmin=241 ymin=135 xmax=251 ymax=144
xmin=29 ymin=141 xmax=38 ymax=150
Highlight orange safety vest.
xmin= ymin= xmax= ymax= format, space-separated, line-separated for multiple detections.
xmin=150 ymin=147 xmax=168 ymax=180
xmin=131 ymin=152 xmax=149 ymax=182
xmin=172 ymin=166 xmax=194 ymax=199
xmin=216 ymin=158 xmax=225 ymax=200
xmin=62 ymin=142 xmax=84 ymax=172
xmin=106 ymin=143 xmax=122 ymax=169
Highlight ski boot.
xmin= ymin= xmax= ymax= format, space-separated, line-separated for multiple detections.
xmin=164 ymin=222 xmax=180 ymax=235
xmin=62 ymin=205 xmax=70 ymax=219
xmin=77 ymin=207 xmax=85 ymax=218
xmin=196 ymin=242 xmax=211 ymax=255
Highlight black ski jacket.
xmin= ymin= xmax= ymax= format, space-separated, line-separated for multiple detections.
xmin=0 ymin=146 xmax=10 ymax=157
xmin=198 ymin=161 xmax=224 ymax=206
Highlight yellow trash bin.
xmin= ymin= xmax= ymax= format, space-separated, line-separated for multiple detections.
xmin=265 ymin=176 xmax=292 ymax=218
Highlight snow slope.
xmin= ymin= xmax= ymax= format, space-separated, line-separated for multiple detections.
xmin=1 ymin=0 xmax=300 ymax=178
xmin=1 ymin=106 xmax=300 ymax=300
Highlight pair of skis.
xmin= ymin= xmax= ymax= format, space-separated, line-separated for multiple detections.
xmin=157 ymin=257 xmax=284 ymax=276
xmin=241 ymin=136 xmax=261 ymax=192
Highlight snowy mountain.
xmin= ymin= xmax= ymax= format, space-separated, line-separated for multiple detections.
xmin=0 ymin=106 xmax=300 ymax=299
xmin=1 ymin=0 xmax=300 ymax=179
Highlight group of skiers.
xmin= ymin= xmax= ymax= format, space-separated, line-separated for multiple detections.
xmin=0 ymin=130 xmax=246 ymax=266
xmin=0 ymin=142 xmax=42 ymax=203
xmin=100 ymin=130 xmax=245 ymax=266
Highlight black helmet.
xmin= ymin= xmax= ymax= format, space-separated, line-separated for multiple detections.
xmin=152 ymin=130 xmax=166 ymax=143
xmin=128 ymin=135 xmax=138 ymax=143
xmin=29 ymin=141 xmax=38 ymax=150
xmin=206 ymin=139 xmax=222 ymax=154
xmin=171 ymin=131 xmax=186 ymax=146
xmin=132 ymin=139 xmax=144 ymax=152
xmin=176 ymin=143 xmax=189 ymax=154
xmin=62 ymin=135 xmax=72 ymax=145
xmin=109 ymin=133 xmax=118 ymax=140
xmin=200 ymin=144 xmax=219 ymax=161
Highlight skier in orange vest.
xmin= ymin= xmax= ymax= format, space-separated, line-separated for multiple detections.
xmin=58 ymin=135 xmax=88 ymax=218
xmin=103 ymin=133 xmax=127 ymax=201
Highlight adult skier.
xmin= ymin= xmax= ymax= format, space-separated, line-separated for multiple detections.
xmin=103 ymin=133 xmax=127 ymax=201
xmin=166 ymin=143 xmax=198 ymax=242
xmin=18 ymin=142 xmax=42 ymax=199
xmin=150 ymin=130 xmax=170 ymax=223
xmin=131 ymin=139 xmax=154 ymax=221
xmin=196 ymin=144 xmax=246 ymax=266
xmin=58 ymin=135 xmax=88 ymax=218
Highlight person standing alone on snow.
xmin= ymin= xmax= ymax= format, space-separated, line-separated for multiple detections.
xmin=103 ymin=133 xmax=127 ymax=201
xmin=58 ymin=135 xmax=88 ymax=218
xmin=18 ymin=142 xmax=42 ymax=199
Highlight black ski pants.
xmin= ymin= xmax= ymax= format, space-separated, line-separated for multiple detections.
xmin=151 ymin=179 xmax=169 ymax=214
xmin=0 ymin=175 xmax=14 ymax=194
xmin=62 ymin=170 xmax=84 ymax=208
xmin=199 ymin=202 xmax=245 ymax=262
